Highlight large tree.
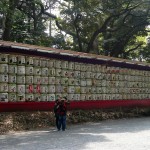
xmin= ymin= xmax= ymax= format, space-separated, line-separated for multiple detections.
xmin=0 ymin=0 xmax=150 ymax=61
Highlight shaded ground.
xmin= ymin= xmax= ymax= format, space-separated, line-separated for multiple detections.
xmin=0 ymin=117 xmax=150 ymax=150
xmin=1 ymin=108 xmax=149 ymax=134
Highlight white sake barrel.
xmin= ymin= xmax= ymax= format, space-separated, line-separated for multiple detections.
xmin=49 ymin=77 xmax=55 ymax=84
xmin=55 ymin=60 xmax=62 ymax=68
xmin=48 ymin=94 xmax=55 ymax=101
xmin=9 ymin=55 xmax=17 ymax=64
xmin=81 ymin=87 xmax=86 ymax=94
xmin=80 ymin=63 xmax=86 ymax=72
xmin=86 ymin=72 xmax=92 ymax=78
xmin=97 ymin=65 xmax=102 ymax=72
xmin=74 ymin=71 xmax=80 ymax=78
xmin=41 ymin=85 xmax=48 ymax=93
xmin=55 ymin=94 xmax=62 ymax=100
xmin=74 ymin=62 xmax=80 ymax=71
xmin=68 ymin=71 xmax=74 ymax=78
xmin=61 ymin=78 xmax=68 ymax=85
xmin=0 ymin=54 xmax=8 ymax=63
xmin=42 ymin=77 xmax=49 ymax=84
xmin=8 ymin=93 xmax=16 ymax=102
xmin=18 ymin=56 xmax=26 ymax=65
xmin=96 ymin=87 xmax=102 ymax=94
xmin=17 ymin=66 xmax=25 ymax=75
xmin=74 ymin=94 xmax=80 ymax=100
xmin=68 ymin=78 xmax=74 ymax=85
xmin=62 ymin=61 xmax=68 ymax=69
xmin=80 ymin=94 xmax=86 ymax=101
xmin=0 ymin=84 xmax=8 ymax=92
xmin=25 ymin=66 xmax=34 ymax=75
xmin=48 ymin=59 xmax=56 ymax=68
xmin=34 ymin=67 xmax=41 ymax=76
xmin=41 ymin=94 xmax=48 ymax=101
xmin=81 ymin=80 xmax=86 ymax=86
xmin=26 ymin=85 xmax=34 ymax=93
xmin=17 ymin=94 xmax=25 ymax=101
xmin=74 ymin=79 xmax=80 ymax=86
xmin=8 ymin=65 xmax=17 ymax=74
xmin=75 ymin=86 xmax=81 ymax=94
xmin=55 ymin=69 xmax=61 ymax=76
xmin=9 ymin=75 xmax=16 ymax=83
xmin=96 ymin=65 xmax=100 ymax=72
xmin=0 ymin=93 xmax=8 ymax=102
xmin=91 ymin=64 xmax=97 ymax=72
xmin=68 ymin=94 xmax=75 ymax=101
xmin=106 ymin=94 xmax=112 ymax=100
xmin=122 ymin=94 xmax=126 ymax=100
xmin=41 ymin=59 xmax=48 ymax=67
xmin=68 ymin=62 xmax=74 ymax=70
xmin=91 ymin=87 xmax=96 ymax=94
xmin=41 ymin=68 xmax=49 ymax=76
xmin=103 ymin=87 xmax=107 ymax=93
xmin=33 ymin=76 xmax=41 ymax=84
xmin=26 ymin=76 xmax=33 ymax=84
xmin=61 ymin=70 xmax=69 ymax=77
xmin=49 ymin=85 xmax=55 ymax=93
xmin=62 ymin=86 xmax=68 ymax=93
xmin=80 ymin=72 xmax=86 ymax=78
xmin=102 ymin=94 xmax=106 ymax=100
xmin=17 ymin=85 xmax=25 ymax=94
xmin=34 ymin=58 xmax=41 ymax=67
xmin=34 ymin=84 xmax=41 ymax=94
xmin=26 ymin=57 xmax=33 ymax=66
xmin=87 ymin=94 xmax=92 ymax=100
xmin=97 ymin=80 xmax=102 ymax=87
xmin=86 ymin=64 xmax=92 ymax=72
xmin=101 ymin=80 xmax=106 ymax=87
xmin=34 ymin=94 xmax=41 ymax=101
xmin=95 ymin=94 xmax=101 ymax=100
xmin=102 ymin=66 xmax=107 ymax=73
xmin=49 ymin=68 xmax=55 ymax=76
xmin=111 ymin=94 xmax=115 ymax=100
xmin=26 ymin=94 xmax=34 ymax=101
xmin=68 ymin=86 xmax=75 ymax=93
xmin=55 ymin=77 xmax=61 ymax=85
xmin=0 ymin=64 xmax=8 ymax=73
xmin=96 ymin=72 xmax=102 ymax=79
xmin=17 ymin=76 xmax=25 ymax=84
xmin=55 ymin=85 xmax=63 ymax=93
xmin=0 ymin=74 xmax=8 ymax=82
xmin=86 ymin=79 xmax=92 ymax=86
xmin=92 ymin=94 xmax=97 ymax=100
xmin=100 ymin=94 xmax=104 ymax=100
xmin=92 ymin=73 xmax=97 ymax=79
xmin=86 ymin=87 xmax=92 ymax=94
xmin=8 ymin=84 xmax=16 ymax=93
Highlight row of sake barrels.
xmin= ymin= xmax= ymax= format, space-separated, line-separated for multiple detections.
xmin=0 ymin=64 xmax=150 ymax=81
xmin=0 ymin=74 xmax=150 ymax=88
xmin=0 ymin=83 xmax=149 ymax=94
xmin=0 ymin=92 xmax=149 ymax=102
xmin=0 ymin=93 xmax=56 ymax=102
xmin=0 ymin=54 xmax=150 ymax=76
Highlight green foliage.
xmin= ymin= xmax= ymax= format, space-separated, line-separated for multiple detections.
xmin=0 ymin=0 xmax=150 ymax=62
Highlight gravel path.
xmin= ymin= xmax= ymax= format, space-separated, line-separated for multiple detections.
xmin=0 ymin=117 xmax=150 ymax=150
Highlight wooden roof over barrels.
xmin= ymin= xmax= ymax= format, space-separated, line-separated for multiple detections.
xmin=0 ymin=40 xmax=150 ymax=69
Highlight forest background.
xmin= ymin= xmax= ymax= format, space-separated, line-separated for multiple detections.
xmin=0 ymin=0 xmax=150 ymax=62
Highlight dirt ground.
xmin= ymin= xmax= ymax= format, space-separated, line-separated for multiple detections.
xmin=0 ymin=107 xmax=150 ymax=135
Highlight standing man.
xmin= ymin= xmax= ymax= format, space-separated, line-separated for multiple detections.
xmin=58 ymin=99 xmax=67 ymax=131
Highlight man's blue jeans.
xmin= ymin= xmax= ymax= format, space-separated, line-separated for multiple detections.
xmin=58 ymin=115 xmax=66 ymax=131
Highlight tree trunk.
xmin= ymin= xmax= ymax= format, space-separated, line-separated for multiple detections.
xmin=2 ymin=0 xmax=18 ymax=41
